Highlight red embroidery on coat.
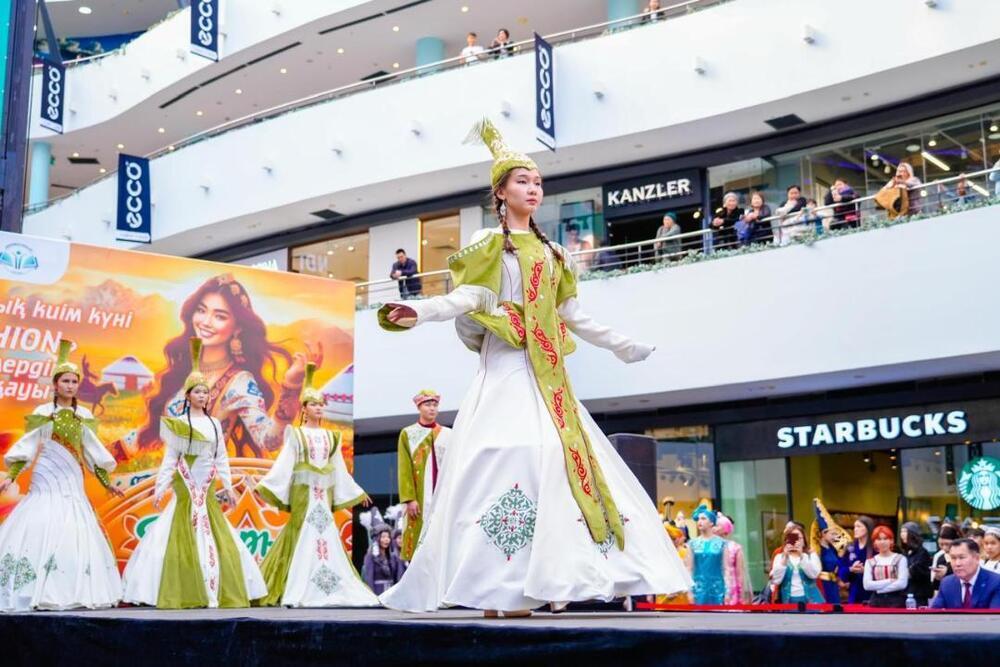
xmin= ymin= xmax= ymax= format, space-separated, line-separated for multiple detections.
xmin=532 ymin=324 xmax=559 ymax=367
xmin=559 ymin=321 xmax=568 ymax=343
xmin=527 ymin=260 xmax=544 ymax=303
xmin=502 ymin=303 xmax=527 ymax=343
xmin=568 ymin=446 xmax=593 ymax=497
xmin=552 ymin=387 xmax=566 ymax=429
xmin=316 ymin=538 xmax=329 ymax=561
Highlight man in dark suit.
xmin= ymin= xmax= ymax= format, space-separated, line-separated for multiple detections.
xmin=930 ymin=538 xmax=1000 ymax=609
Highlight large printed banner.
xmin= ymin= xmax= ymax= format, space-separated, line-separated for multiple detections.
xmin=0 ymin=232 xmax=355 ymax=568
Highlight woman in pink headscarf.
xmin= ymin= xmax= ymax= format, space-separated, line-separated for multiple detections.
xmin=715 ymin=512 xmax=753 ymax=605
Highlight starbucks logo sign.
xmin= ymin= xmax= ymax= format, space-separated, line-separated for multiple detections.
xmin=958 ymin=456 xmax=1000 ymax=511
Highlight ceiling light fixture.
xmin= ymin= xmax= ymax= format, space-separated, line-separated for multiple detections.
xmin=337 ymin=47 xmax=345 ymax=54
xmin=991 ymin=123 xmax=999 ymax=132
xmin=72 ymin=152 xmax=80 ymax=158
xmin=78 ymin=6 xmax=92 ymax=15
xmin=116 ymin=143 xmax=124 ymax=149
xmin=280 ymin=67 xmax=287 ymax=74
xmin=168 ymin=145 xmax=176 ymax=151
xmin=196 ymin=110 xmax=203 ymax=116
xmin=921 ymin=150 xmax=950 ymax=171
xmin=927 ymin=137 xmax=937 ymax=147
xmin=392 ymin=26 xmax=400 ymax=32
xmin=157 ymin=127 xmax=166 ymax=134
xmin=235 ymin=88 xmax=243 ymax=94
xmin=392 ymin=62 xmax=400 ymax=68
xmin=99 ymin=167 xmax=107 ymax=173
xmin=461 ymin=5 xmax=469 ymax=12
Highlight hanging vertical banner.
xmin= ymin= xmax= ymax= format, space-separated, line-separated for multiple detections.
xmin=534 ymin=33 xmax=556 ymax=151
xmin=190 ymin=0 xmax=221 ymax=61
xmin=116 ymin=154 xmax=152 ymax=243
xmin=39 ymin=59 xmax=65 ymax=134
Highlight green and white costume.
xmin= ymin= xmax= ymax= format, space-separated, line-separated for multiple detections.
xmin=377 ymin=227 xmax=692 ymax=612
xmin=397 ymin=422 xmax=451 ymax=561
xmin=0 ymin=402 xmax=121 ymax=612
xmin=121 ymin=415 xmax=267 ymax=608
xmin=256 ymin=425 xmax=378 ymax=607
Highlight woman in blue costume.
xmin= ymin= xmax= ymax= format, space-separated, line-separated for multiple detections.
xmin=689 ymin=505 xmax=727 ymax=605
xmin=809 ymin=498 xmax=850 ymax=603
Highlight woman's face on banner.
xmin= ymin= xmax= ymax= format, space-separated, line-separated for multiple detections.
xmin=192 ymin=292 xmax=237 ymax=348
xmin=304 ymin=401 xmax=324 ymax=422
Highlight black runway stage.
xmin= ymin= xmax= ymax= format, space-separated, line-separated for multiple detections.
xmin=2 ymin=607 xmax=997 ymax=666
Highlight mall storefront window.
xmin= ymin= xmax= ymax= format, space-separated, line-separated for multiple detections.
xmin=418 ymin=212 xmax=460 ymax=296
xmin=291 ymin=231 xmax=370 ymax=282
xmin=715 ymin=398 xmax=1000 ymax=596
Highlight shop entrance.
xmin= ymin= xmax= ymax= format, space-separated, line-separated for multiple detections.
xmin=603 ymin=205 xmax=703 ymax=268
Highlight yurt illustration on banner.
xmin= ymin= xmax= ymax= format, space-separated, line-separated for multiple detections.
xmin=320 ymin=364 xmax=353 ymax=424
xmin=101 ymin=355 xmax=155 ymax=392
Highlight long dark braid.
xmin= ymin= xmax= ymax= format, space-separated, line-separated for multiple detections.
xmin=528 ymin=217 xmax=564 ymax=263
xmin=492 ymin=192 xmax=517 ymax=255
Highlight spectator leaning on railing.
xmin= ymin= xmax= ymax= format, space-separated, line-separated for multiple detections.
xmin=489 ymin=28 xmax=514 ymax=58
xmin=823 ymin=178 xmax=859 ymax=230
xmin=460 ymin=32 xmax=486 ymax=64
xmin=930 ymin=538 xmax=1000 ymax=609
xmin=390 ymin=249 xmax=422 ymax=298
xmin=773 ymin=185 xmax=808 ymax=246
xmin=710 ymin=192 xmax=741 ymax=250
xmin=654 ymin=212 xmax=682 ymax=259
xmin=736 ymin=191 xmax=771 ymax=247
xmin=878 ymin=162 xmax=923 ymax=217
xmin=642 ymin=0 xmax=667 ymax=22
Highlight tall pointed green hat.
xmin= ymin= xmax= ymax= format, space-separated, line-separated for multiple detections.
xmin=301 ymin=362 xmax=323 ymax=405
xmin=183 ymin=336 xmax=209 ymax=393
xmin=465 ymin=118 xmax=538 ymax=188
xmin=52 ymin=338 xmax=80 ymax=380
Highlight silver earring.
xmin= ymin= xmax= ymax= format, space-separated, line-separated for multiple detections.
xmin=499 ymin=202 xmax=507 ymax=220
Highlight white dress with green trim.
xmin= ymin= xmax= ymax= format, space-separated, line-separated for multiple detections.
xmin=255 ymin=425 xmax=378 ymax=607
xmin=0 ymin=402 xmax=122 ymax=612
xmin=377 ymin=227 xmax=692 ymax=612
xmin=121 ymin=414 xmax=267 ymax=608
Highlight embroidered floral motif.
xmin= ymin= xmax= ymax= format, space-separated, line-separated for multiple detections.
xmin=316 ymin=538 xmax=330 ymax=561
xmin=532 ymin=324 xmax=558 ymax=367
xmin=502 ymin=303 xmax=527 ymax=343
xmin=568 ymin=446 xmax=593 ymax=497
xmin=580 ymin=514 xmax=629 ymax=557
xmin=527 ymin=260 xmax=544 ymax=303
xmin=311 ymin=564 xmax=340 ymax=595
xmin=478 ymin=484 xmax=537 ymax=561
xmin=0 ymin=553 xmax=15 ymax=587
xmin=312 ymin=486 xmax=326 ymax=502
xmin=43 ymin=555 xmax=57 ymax=575
xmin=307 ymin=503 xmax=332 ymax=533
xmin=12 ymin=557 xmax=36 ymax=591
xmin=551 ymin=387 xmax=567 ymax=429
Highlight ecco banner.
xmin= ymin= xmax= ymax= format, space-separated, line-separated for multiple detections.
xmin=39 ymin=59 xmax=65 ymax=134
xmin=534 ymin=33 xmax=555 ymax=151
xmin=190 ymin=0 xmax=221 ymax=61
xmin=116 ymin=154 xmax=152 ymax=243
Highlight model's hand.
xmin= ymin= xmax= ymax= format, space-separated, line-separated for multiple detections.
xmin=107 ymin=485 xmax=125 ymax=498
xmin=406 ymin=500 xmax=420 ymax=518
xmin=361 ymin=494 xmax=373 ymax=508
xmin=0 ymin=477 xmax=12 ymax=495
xmin=387 ymin=305 xmax=418 ymax=327
xmin=615 ymin=342 xmax=655 ymax=364
xmin=152 ymin=494 xmax=164 ymax=510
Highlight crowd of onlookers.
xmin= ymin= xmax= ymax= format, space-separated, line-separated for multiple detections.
xmin=765 ymin=518 xmax=1000 ymax=609
xmin=459 ymin=29 xmax=516 ymax=64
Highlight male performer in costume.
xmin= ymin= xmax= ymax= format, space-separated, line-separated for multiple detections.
xmin=397 ymin=390 xmax=451 ymax=561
